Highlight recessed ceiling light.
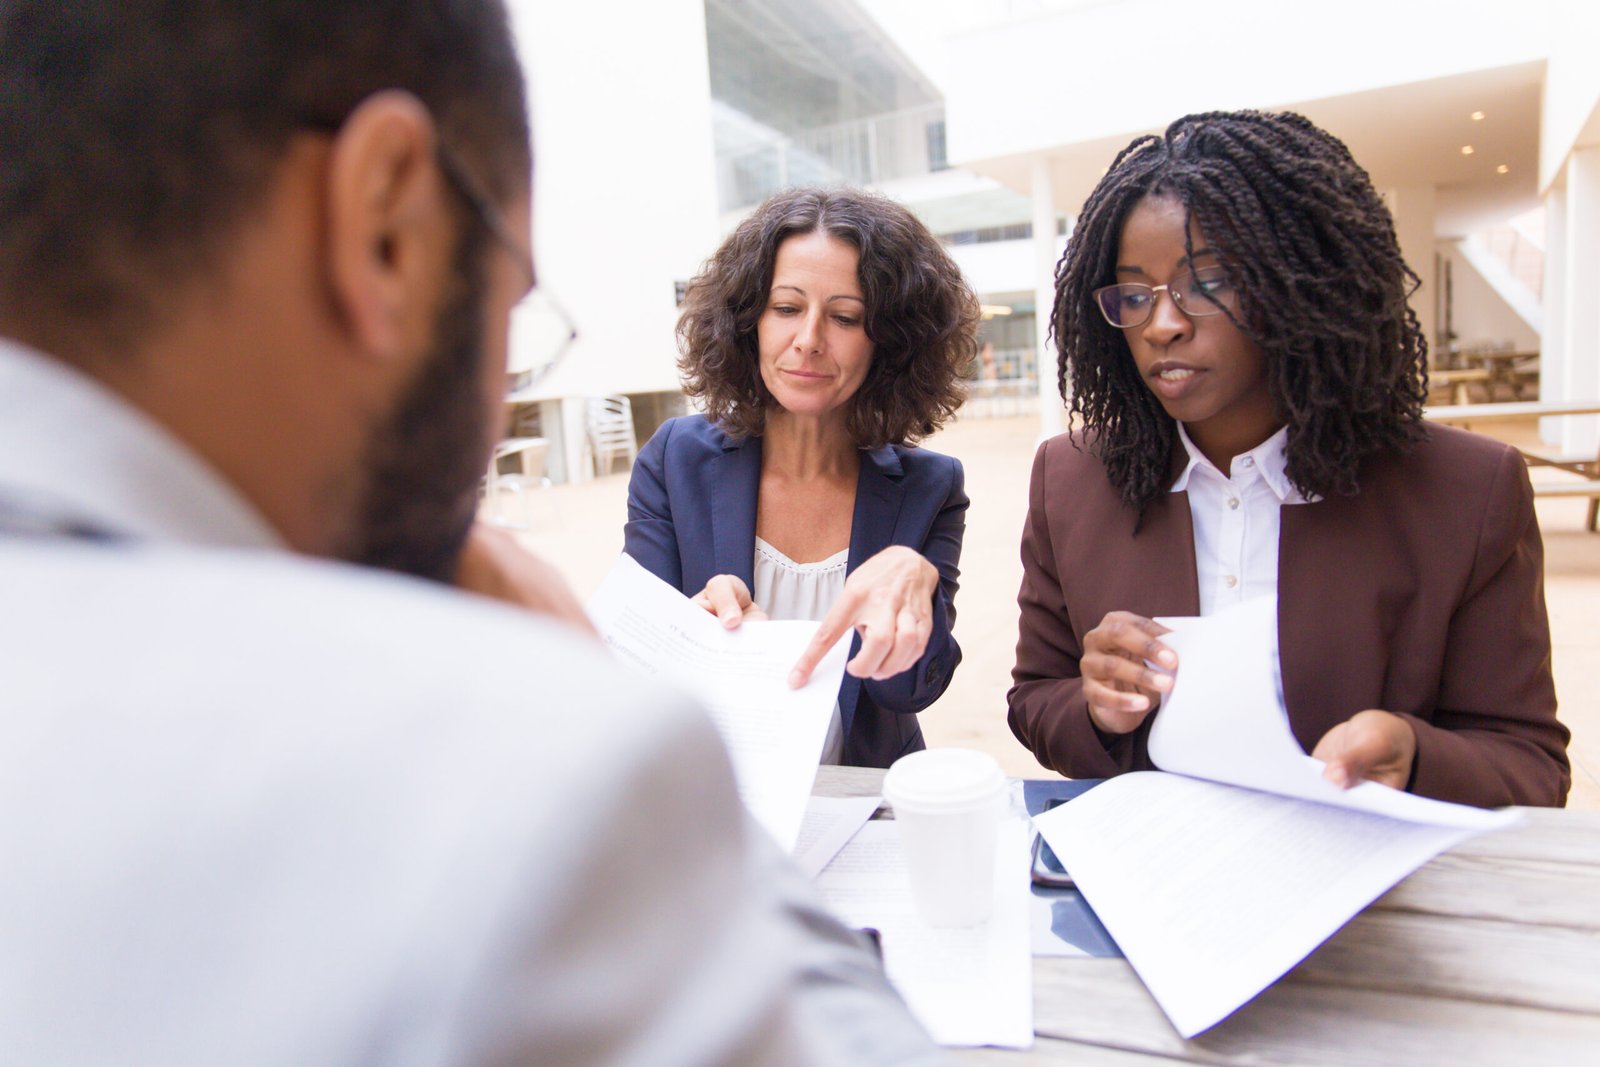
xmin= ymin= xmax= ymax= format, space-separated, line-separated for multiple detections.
xmin=1471 ymin=111 xmax=1485 ymax=121
xmin=1497 ymin=164 xmax=1510 ymax=174
xmin=1461 ymin=145 xmax=1475 ymax=155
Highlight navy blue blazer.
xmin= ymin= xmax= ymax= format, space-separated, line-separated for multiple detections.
xmin=624 ymin=415 xmax=966 ymax=768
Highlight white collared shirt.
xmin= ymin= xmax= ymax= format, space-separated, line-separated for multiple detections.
xmin=1171 ymin=424 xmax=1313 ymax=616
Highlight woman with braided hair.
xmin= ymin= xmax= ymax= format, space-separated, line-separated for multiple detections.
xmin=1008 ymin=110 xmax=1569 ymax=806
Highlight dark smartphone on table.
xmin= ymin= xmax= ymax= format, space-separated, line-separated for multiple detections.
xmin=1029 ymin=796 xmax=1074 ymax=889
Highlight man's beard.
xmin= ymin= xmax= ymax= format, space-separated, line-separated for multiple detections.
xmin=342 ymin=232 xmax=496 ymax=582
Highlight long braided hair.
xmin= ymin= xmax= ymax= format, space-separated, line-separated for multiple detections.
xmin=1052 ymin=110 xmax=1429 ymax=510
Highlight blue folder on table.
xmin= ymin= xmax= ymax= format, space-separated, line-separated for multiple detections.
xmin=1023 ymin=779 xmax=1122 ymax=958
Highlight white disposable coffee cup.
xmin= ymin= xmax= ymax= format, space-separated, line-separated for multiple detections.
xmin=881 ymin=747 xmax=1007 ymax=928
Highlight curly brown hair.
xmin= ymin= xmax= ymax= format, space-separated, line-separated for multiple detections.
xmin=677 ymin=186 xmax=979 ymax=448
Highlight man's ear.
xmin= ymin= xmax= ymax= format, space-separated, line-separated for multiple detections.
xmin=322 ymin=90 xmax=447 ymax=360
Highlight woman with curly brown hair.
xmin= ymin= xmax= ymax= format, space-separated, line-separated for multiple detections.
xmin=1008 ymin=110 xmax=1569 ymax=807
xmin=625 ymin=187 xmax=980 ymax=767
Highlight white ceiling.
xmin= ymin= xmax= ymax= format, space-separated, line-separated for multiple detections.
xmin=960 ymin=61 xmax=1546 ymax=240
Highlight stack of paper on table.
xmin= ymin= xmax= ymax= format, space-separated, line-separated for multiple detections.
xmin=1032 ymin=596 xmax=1520 ymax=1038
xmin=1021 ymin=780 xmax=1121 ymax=958
xmin=589 ymin=555 xmax=1031 ymax=1045
xmin=815 ymin=819 xmax=1034 ymax=1049
xmin=587 ymin=553 xmax=850 ymax=852
xmin=792 ymin=795 xmax=882 ymax=878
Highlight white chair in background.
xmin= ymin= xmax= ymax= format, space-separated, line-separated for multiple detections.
xmin=586 ymin=395 xmax=638 ymax=477
xmin=484 ymin=436 xmax=551 ymax=528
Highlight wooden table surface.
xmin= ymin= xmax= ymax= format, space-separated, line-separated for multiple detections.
xmin=812 ymin=766 xmax=1600 ymax=1066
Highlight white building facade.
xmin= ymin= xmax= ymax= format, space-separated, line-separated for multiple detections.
xmin=506 ymin=0 xmax=1600 ymax=477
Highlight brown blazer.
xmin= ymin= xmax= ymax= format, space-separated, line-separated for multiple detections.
xmin=1008 ymin=425 xmax=1570 ymax=808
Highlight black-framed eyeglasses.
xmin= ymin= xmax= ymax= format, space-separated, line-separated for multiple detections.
xmin=429 ymin=139 xmax=536 ymax=289
xmin=297 ymin=114 xmax=574 ymax=390
xmin=296 ymin=115 xmax=535 ymax=288
xmin=1092 ymin=266 xmax=1238 ymax=329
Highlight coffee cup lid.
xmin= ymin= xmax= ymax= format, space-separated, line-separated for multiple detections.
xmin=882 ymin=748 xmax=1005 ymax=812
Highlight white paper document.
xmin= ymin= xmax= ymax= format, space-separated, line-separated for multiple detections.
xmin=1152 ymin=597 xmax=1512 ymax=828
xmin=587 ymin=554 xmax=850 ymax=851
xmin=816 ymin=820 xmax=1034 ymax=1049
xmin=1036 ymin=596 xmax=1520 ymax=1038
xmin=791 ymin=795 xmax=881 ymax=879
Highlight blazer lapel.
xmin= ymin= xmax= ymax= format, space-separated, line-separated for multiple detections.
xmin=710 ymin=432 xmax=761 ymax=588
xmin=837 ymin=445 xmax=906 ymax=741
xmin=1127 ymin=441 xmax=1201 ymax=618
xmin=846 ymin=444 xmax=906 ymax=576
xmin=1276 ymin=493 xmax=1373 ymax=753
xmin=1132 ymin=489 xmax=1201 ymax=619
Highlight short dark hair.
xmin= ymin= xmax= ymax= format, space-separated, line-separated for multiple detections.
xmin=678 ymin=186 xmax=979 ymax=448
xmin=0 ymin=0 xmax=530 ymax=353
xmin=1051 ymin=110 xmax=1429 ymax=510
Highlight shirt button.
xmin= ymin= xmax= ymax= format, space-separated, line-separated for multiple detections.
xmin=1228 ymin=497 xmax=1240 ymax=510
xmin=1242 ymin=457 xmax=1254 ymax=466
xmin=1225 ymin=576 xmax=1238 ymax=588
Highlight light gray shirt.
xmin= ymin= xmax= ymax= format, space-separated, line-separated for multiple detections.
xmin=0 ymin=339 xmax=946 ymax=1066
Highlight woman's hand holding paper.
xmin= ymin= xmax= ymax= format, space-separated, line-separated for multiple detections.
xmin=691 ymin=574 xmax=770 ymax=629
xmin=1313 ymin=709 xmax=1417 ymax=790
xmin=1081 ymin=612 xmax=1177 ymax=734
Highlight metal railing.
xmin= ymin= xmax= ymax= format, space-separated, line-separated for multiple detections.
xmin=1480 ymin=222 xmax=1543 ymax=301
xmin=962 ymin=347 xmax=1040 ymax=419
xmin=715 ymin=103 xmax=946 ymax=212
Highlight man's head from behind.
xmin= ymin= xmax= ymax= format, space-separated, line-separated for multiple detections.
xmin=0 ymin=0 xmax=533 ymax=579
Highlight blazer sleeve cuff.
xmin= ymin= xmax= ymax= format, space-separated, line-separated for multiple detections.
xmin=1008 ymin=680 xmax=1141 ymax=779
xmin=861 ymin=590 xmax=959 ymax=714
xmin=1394 ymin=710 xmax=1570 ymax=808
